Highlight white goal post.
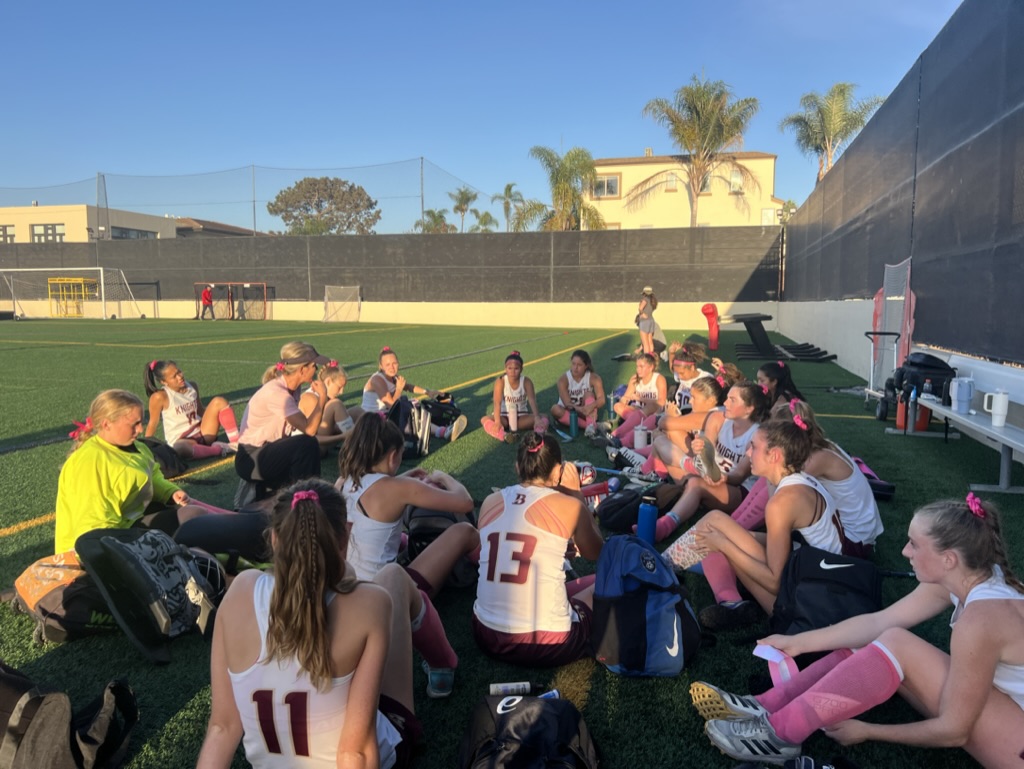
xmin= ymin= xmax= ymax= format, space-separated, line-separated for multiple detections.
xmin=0 ymin=267 xmax=144 ymax=320
xmin=323 ymin=285 xmax=361 ymax=322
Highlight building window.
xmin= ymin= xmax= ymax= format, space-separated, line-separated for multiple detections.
xmin=593 ymin=174 xmax=620 ymax=199
xmin=111 ymin=226 xmax=157 ymax=240
xmin=603 ymin=222 xmax=621 ymax=230
xmin=31 ymin=224 xmax=65 ymax=243
xmin=730 ymin=170 xmax=744 ymax=193
xmin=0 ymin=225 xmax=13 ymax=244
xmin=699 ymin=174 xmax=711 ymax=194
xmin=665 ymin=173 xmax=678 ymax=192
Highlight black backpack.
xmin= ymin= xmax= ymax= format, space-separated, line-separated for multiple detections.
xmin=386 ymin=397 xmax=430 ymax=459
xmin=421 ymin=392 xmax=461 ymax=427
xmin=458 ymin=694 xmax=600 ymax=769
xmin=597 ymin=484 xmax=682 ymax=534
xmin=400 ymin=506 xmax=478 ymax=588
xmin=138 ymin=437 xmax=189 ymax=479
xmin=0 ymin=661 xmax=138 ymax=769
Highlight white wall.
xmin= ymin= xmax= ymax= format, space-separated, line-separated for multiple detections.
xmin=778 ymin=300 xmax=874 ymax=382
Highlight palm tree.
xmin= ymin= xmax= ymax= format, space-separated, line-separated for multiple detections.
xmin=628 ymin=75 xmax=760 ymax=228
xmin=780 ymin=83 xmax=883 ymax=182
xmin=413 ymin=208 xmax=456 ymax=234
xmin=525 ymin=146 xmax=605 ymax=231
xmin=468 ymin=209 xmax=499 ymax=233
xmin=491 ymin=183 xmax=525 ymax=232
xmin=447 ymin=186 xmax=479 ymax=233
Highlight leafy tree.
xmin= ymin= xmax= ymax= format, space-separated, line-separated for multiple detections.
xmin=780 ymin=198 xmax=799 ymax=224
xmin=414 ymin=208 xmax=457 ymax=234
xmin=491 ymin=183 xmax=525 ymax=232
xmin=448 ymin=185 xmax=479 ymax=233
xmin=522 ymin=146 xmax=605 ymax=231
xmin=468 ymin=209 xmax=499 ymax=233
xmin=628 ymin=75 xmax=760 ymax=227
xmin=267 ymin=176 xmax=381 ymax=235
xmin=780 ymin=83 xmax=883 ymax=182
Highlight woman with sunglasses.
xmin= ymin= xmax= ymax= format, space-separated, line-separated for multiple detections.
xmin=144 ymin=359 xmax=239 ymax=460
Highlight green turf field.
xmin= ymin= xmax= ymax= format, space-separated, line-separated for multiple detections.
xmin=2 ymin=318 xmax=1020 ymax=768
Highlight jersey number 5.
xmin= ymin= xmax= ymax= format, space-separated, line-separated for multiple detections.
xmin=485 ymin=531 xmax=537 ymax=584
xmin=253 ymin=689 xmax=310 ymax=757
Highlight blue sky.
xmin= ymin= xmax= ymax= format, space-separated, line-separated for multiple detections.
xmin=3 ymin=0 xmax=963 ymax=233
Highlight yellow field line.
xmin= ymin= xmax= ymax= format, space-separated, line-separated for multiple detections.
xmin=88 ymin=325 xmax=421 ymax=350
xmin=441 ymin=330 xmax=630 ymax=392
xmin=815 ymin=413 xmax=878 ymax=420
xmin=0 ymin=457 xmax=235 ymax=540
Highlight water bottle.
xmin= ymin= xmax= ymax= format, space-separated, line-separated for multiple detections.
xmin=489 ymin=681 xmax=544 ymax=696
xmin=922 ymin=379 xmax=933 ymax=398
xmin=537 ymin=689 xmax=561 ymax=699
xmin=568 ymin=409 xmax=579 ymax=437
xmin=637 ymin=496 xmax=658 ymax=544
xmin=910 ymin=385 xmax=918 ymax=404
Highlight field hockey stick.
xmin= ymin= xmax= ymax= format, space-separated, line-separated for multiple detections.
xmin=552 ymin=427 xmax=573 ymax=442
xmin=591 ymin=466 xmax=632 ymax=477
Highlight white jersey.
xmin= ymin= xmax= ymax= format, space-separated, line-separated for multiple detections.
xmin=229 ymin=574 xmax=400 ymax=769
xmin=474 ymin=485 xmax=576 ymax=635
xmin=673 ymin=370 xmax=711 ymax=413
xmin=361 ymin=372 xmax=395 ymax=413
xmin=713 ymin=419 xmax=758 ymax=476
xmin=558 ymin=370 xmax=592 ymax=408
xmin=777 ymin=472 xmax=843 ymax=553
xmin=950 ymin=566 xmax=1024 ymax=711
xmin=817 ymin=443 xmax=884 ymax=546
xmin=627 ymin=373 xmax=663 ymax=408
xmin=161 ymin=383 xmax=201 ymax=442
xmin=339 ymin=473 xmax=402 ymax=581
xmin=500 ymin=375 xmax=529 ymax=416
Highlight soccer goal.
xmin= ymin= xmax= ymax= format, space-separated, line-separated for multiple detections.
xmin=0 ymin=267 xmax=143 ymax=319
xmin=193 ymin=282 xmax=268 ymax=321
xmin=323 ymin=285 xmax=361 ymax=322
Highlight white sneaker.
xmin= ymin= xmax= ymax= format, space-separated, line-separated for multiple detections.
xmin=448 ymin=414 xmax=468 ymax=442
xmin=584 ymin=423 xmax=597 ymax=439
xmin=213 ymin=441 xmax=237 ymax=456
xmin=622 ymin=466 xmax=660 ymax=483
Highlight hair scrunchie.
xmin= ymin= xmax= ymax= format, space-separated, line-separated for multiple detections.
xmin=291 ymin=490 xmax=320 ymax=509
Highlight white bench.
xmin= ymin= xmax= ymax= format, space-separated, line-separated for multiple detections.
xmin=917 ymin=350 xmax=1024 ymax=494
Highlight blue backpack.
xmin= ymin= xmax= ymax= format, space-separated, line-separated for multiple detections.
xmin=590 ymin=535 xmax=701 ymax=677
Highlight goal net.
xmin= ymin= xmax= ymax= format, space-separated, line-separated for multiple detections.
xmin=0 ymin=267 xmax=143 ymax=319
xmin=193 ymin=282 xmax=268 ymax=321
xmin=867 ymin=257 xmax=914 ymax=397
xmin=323 ymin=285 xmax=361 ymax=322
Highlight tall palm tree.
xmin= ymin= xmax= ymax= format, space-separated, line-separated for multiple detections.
xmin=628 ymin=75 xmax=760 ymax=228
xmin=413 ymin=208 xmax=456 ymax=234
xmin=491 ymin=183 xmax=525 ymax=232
xmin=780 ymin=83 xmax=883 ymax=182
xmin=525 ymin=146 xmax=605 ymax=231
xmin=468 ymin=209 xmax=499 ymax=233
xmin=447 ymin=186 xmax=479 ymax=233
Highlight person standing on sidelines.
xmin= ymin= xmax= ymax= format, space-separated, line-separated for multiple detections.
xmin=200 ymin=284 xmax=216 ymax=321
xmin=637 ymin=286 xmax=658 ymax=356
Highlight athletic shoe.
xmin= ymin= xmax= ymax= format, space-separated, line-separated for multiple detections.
xmin=622 ymin=466 xmax=661 ymax=483
xmin=704 ymin=715 xmax=800 ymax=765
xmin=594 ymin=420 xmax=614 ymax=434
xmin=606 ymin=446 xmax=620 ymax=463
xmin=504 ymin=430 xmax=519 ymax=444
xmin=448 ymin=414 xmax=468 ymax=442
xmin=617 ymin=447 xmax=645 ymax=469
xmin=584 ymin=423 xmax=597 ymax=439
xmin=693 ymin=431 xmax=721 ymax=482
xmin=214 ymin=441 xmax=237 ymax=456
xmin=699 ymin=600 xmax=766 ymax=631
xmin=689 ymin=681 xmax=768 ymax=721
xmin=421 ymin=660 xmax=455 ymax=699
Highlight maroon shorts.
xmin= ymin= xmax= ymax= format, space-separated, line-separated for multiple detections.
xmin=472 ymin=599 xmax=593 ymax=668
xmin=379 ymin=694 xmax=422 ymax=769
xmin=403 ymin=566 xmax=433 ymax=594
xmin=840 ymin=538 xmax=875 ymax=560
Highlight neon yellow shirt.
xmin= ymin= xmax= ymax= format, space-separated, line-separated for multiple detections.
xmin=54 ymin=436 xmax=180 ymax=553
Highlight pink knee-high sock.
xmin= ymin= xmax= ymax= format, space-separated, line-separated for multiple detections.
xmin=613 ymin=410 xmax=644 ymax=441
xmin=702 ymin=552 xmax=743 ymax=603
xmin=731 ymin=477 xmax=770 ymax=530
xmin=218 ymin=408 xmax=239 ymax=442
xmin=191 ymin=443 xmax=223 ymax=459
xmin=410 ymin=590 xmax=458 ymax=669
xmin=641 ymin=414 xmax=659 ymax=430
xmin=756 ymin=648 xmax=855 ymax=712
xmin=566 ymin=573 xmax=596 ymax=598
xmin=482 ymin=417 xmax=505 ymax=442
xmin=534 ymin=415 xmax=549 ymax=434
xmin=768 ymin=643 xmax=901 ymax=744
xmin=557 ymin=411 xmax=571 ymax=427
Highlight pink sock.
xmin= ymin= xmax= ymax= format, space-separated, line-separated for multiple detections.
xmin=482 ymin=417 xmax=505 ymax=442
xmin=756 ymin=648 xmax=854 ymax=712
xmin=218 ymin=408 xmax=239 ymax=442
xmin=557 ymin=411 xmax=571 ymax=427
xmin=641 ymin=455 xmax=657 ymax=474
xmin=534 ymin=416 xmax=549 ymax=434
xmin=703 ymin=552 xmax=742 ymax=603
xmin=566 ymin=574 xmax=596 ymax=598
xmin=638 ymin=513 xmax=681 ymax=542
xmin=410 ymin=590 xmax=458 ymax=669
xmin=188 ymin=499 xmax=236 ymax=515
xmin=768 ymin=643 xmax=901 ymax=744
xmin=191 ymin=443 xmax=222 ymax=459
xmin=614 ymin=411 xmax=643 ymax=442
xmin=731 ymin=477 xmax=770 ymax=530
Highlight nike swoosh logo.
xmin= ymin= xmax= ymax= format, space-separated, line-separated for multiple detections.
xmin=666 ymin=618 xmax=679 ymax=657
xmin=819 ymin=560 xmax=854 ymax=570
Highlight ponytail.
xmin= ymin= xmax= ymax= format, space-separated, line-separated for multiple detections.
xmin=338 ymin=412 xmax=403 ymax=490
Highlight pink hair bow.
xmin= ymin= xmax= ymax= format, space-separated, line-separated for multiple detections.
xmin=149 ymin=360 xmax=158 ymax=371
xmin=291 ymin=490 xmax=320 ymax=509
xmin=966 ymin=492 xmax=986 ymax=519
xmin=275 ymin=362 xmax=286 ymax=371
xmin=761 ymin=384 xmax=770 ymax=395
xmin=792 ymin=414 xmax=809 ymax=431
xmin=68 ymin=417 xmax=93 ymax=440
xmin=326 ymin=359 xmax=338 ymax=368
xmin=777 ymin=360 xmax=786 ymax=368
xmin=715 ymin=375 xmax=726 ymax=387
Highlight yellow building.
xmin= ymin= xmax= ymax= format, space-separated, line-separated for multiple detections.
xmin=589 ymin=151 xmax=784 ymax=229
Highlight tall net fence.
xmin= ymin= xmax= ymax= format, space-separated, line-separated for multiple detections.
xmin=0 ymin=160 xmax=493 ymax=236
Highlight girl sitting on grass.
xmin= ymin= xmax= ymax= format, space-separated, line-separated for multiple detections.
xmin=692 ymin=495 xmax=1024 ymax=768
xmin=144 ymin=359 xmax=239 ymax=460
xmin=296 ymin=361 xmax=360 ymax=456
xmin=757 ymin=360 xmax=805 ymax=407
xmin=482 ymin=350 xmax=548 ymax=442
xmin=598 ymin=352 xmax=666 ymax=449
xmin=549 ymin=349 xmax=606 ymax=439
xmin=198 ymin=480 xmax=435 ymax=769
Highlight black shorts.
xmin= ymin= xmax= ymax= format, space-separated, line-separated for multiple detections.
xmin=136 ymin=505 xmax=180 ymax=536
